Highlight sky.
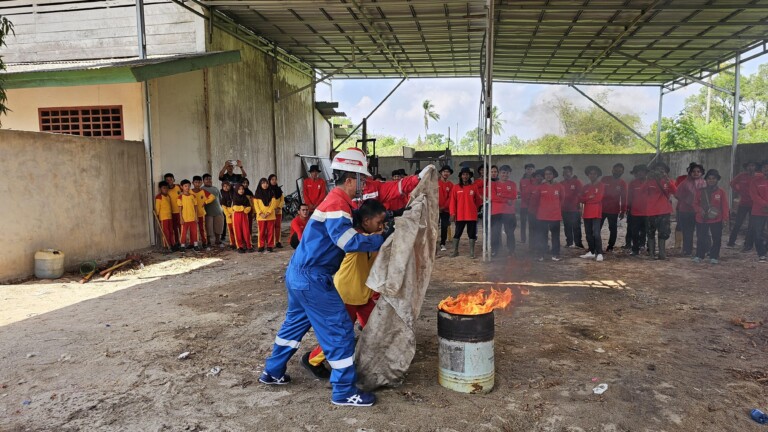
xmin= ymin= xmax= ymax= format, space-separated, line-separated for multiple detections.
xmin=316 ymin=51 xmax=765 ymax=143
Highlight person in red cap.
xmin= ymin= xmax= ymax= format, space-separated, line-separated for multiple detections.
xmin=560 ymin=165 xmax=584 ymax=249
xmin=302 ymin=165 xmax=327 ymax=213
xmin=438 ymin=165 xmax=455 ymax=251
xmin=450 ymin=167 xmax=482 ymax=258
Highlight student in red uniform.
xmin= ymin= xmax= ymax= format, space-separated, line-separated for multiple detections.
xmin=473 ymin=164 xmax=486 ymax=198
xmin=692 ymin=169 xmax=729 ymax=264
xmin=644 ymin=162 xmax=677 ymax=260
xmin=750 ymin=161 xmax=768 ymax=262
xmin=519 ymin=163 xmax=536 ymax=245
xmin=675 ymin=163 xmax=706 ymax=256
xmin=449 ymin=167 xmax=482 ymax=258
xmin=530 ymin=166 xmax=564 ymax=261
xmin=728 ymin=161 xmax=758 ymax=250
xmin=232 ymin=184 xmax=254 ymax=253
xmin=490 ymin=165 xmax=518 ymax=256
xmin=385 ymin=169 xmax=411 ymax=212
xmin=579 ymin=166 xmax=606 ymax=262
xmin=269 ymin=174 xmax=285 ymax=248
xmin=438 ymin=165 xmax=455 ymax=251
xmin=599 ymin=163 xmax=627 ymax=252
xmin=289 ymin=204 xmax=310 ymax=249
xmin=164 ymin=173 xmax=183 ymax=245
xmin=359 ymin=171 xmax=421 ymax=210
xmin=254 ymin=178 xmax=277 ymax=253
xmin=303 ymin=165 xmax=327 ymax=213
xmin=527 ymin=169 xmax=545 ymax=253
xmin=154 ymin=181 xmax=176 ymax=251
xmin=177 ymin=179 xmax=200 ymax=252
xmin=560 ymin=166 xmax=584 ymax=249
xmin=627 ymin=165 xmax=649 ymax=256
xmin=192 ymin=175 xmax=215 ymax=249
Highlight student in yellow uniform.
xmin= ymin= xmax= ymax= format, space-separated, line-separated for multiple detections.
xmin=177 ymin=179 xmax=200 ymax=252
xmin=220 ymin=181 xmax=236 ymax=249
xmin=253 ymin=178 xmax=277 ymax=253
xmin=154 ymin=181 xmax=176 ymax=251
xmin=302 ymin=199 xmax=389 ymax=379
xmin=192 ymin=175 xmax=216 ymax=249
xmin=268 ymin=174 xmax=286 ymax=248
xmin=165 ymin=173 xmax=183 ymax=245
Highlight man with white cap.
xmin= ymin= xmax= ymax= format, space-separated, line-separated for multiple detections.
xmin=259 ymin=148 xmax=387 ymax=407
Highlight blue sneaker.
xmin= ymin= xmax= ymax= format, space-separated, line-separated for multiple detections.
xmin=258 ymin=372 xmax=291 ymax=385
xmin=331 ymin=391 xmax=376 ymax=407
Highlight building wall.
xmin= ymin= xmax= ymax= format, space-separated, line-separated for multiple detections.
xmin=148 ymin=70 xmax=208 ymax=183
xmin=314 ymin=110 xmax=333 ymax=159
xmin=0 ymin=130 xmax=150 ymax=282
xmin=207 ymin=29 xmax=315 ymax=194
xmin=0 ymin=0 xmax=205 ymax=63
xmin=1 ymin=83 xmax=144 ymax=141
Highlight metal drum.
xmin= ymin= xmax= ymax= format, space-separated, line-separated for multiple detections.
xmin=437 ymin=309 xmax=494 ymax=394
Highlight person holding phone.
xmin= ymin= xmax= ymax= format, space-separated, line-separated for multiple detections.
xmin=218 ymin=159 xmax=247 ymax=186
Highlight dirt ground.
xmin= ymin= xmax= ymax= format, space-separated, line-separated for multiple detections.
xmin=1 ymin=224 xmax=767 ymax=432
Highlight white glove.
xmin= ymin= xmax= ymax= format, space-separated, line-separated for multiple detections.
xmin=418 ymin=165 xmax=435 ymax=179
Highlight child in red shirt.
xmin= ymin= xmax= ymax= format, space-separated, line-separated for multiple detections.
xmin=560 ymin=165 xmax=584 ymax=249
xmin=644 ymin=162 xmax=677 ymax=260
xmin=627 ymin=165 xmax=649 ymax=256
xmin=438 ymin=165 xmax=455 ymax=251
xmin=519 ymin=163 xmax=536 ymax=244
xmin=693 ymin=169 xmax=729 ymax=263
xmin=530 ymin=166 xmax=564 ymax=261
xmin=490 ymin=165 xmax=518 ymax=256
xmin=580 ymin=166 xmax=606 ymax=261
xmin=289 ymin=204 xmax=309 ymax=249
xmin=449 ymin=167 xmax=482 ymax=258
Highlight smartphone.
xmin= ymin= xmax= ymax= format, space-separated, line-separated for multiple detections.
xmin=228 ymin=160 xmax=238 ymax=166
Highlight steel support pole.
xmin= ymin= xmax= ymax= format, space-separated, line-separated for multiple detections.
xmin=482 ymin=0 xmax=495 ymax=262
xmin=730 ymin=52 xmax=741 ymax=204
xmin=136 ymin=0 xmax=155 ymax=246
xmin=656 ymin=86 xmax=663 ymax=159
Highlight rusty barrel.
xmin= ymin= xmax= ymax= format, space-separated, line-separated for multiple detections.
xmin=437 ymin=310 xmax=494 ymax=394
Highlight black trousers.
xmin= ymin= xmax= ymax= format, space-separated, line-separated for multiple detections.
xmin=728 ymin=205 xmax=755 ymax=248
xmin=491 ymin=214 xmax=517 ymax=253
xmin=678 ymin=211 xmax=696 ymax=255
xmin=630 ymin=215 xmax=647 ymax=253
xmin=454 ymin=221 xmax=478 ymax=240
xmin=528 ymin=216 xmax=539 ymax=252
xmin=536 ymin=220 xmax=561 ymax=257
xmin=562 ymin=211 xmax=583 ymax=246
xmin=439 ymin=211 xmax=451 ymax=245
xmin=600 ymin=213 xmax=619 ymax=249
xmin=696 ymin=221 xmax=723 ymax=259
xmin=519 ymin=208 xmax=529 ymax=243
xmin=646 ymin=214 xmax=671 ymax=241
xmin=753 ymin=215 xmax=768 ymax=257
xmin=584 ymin=218 xmax=603 ymax=255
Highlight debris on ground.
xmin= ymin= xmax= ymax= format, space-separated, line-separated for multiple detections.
xmin=751 ymin=408 xmax=768 ymax=424
xmin=178 ymin=352 xmax=192 ymax=360
xmin=730 ymin=317 xmax=763 ymax=329
xmin=592 ymin=384 xmax=608 ymax=395
xmin=207 ymin=367 xmax=222 ymax=377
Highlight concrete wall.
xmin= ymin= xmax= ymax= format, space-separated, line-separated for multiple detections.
xmin=0 ymin=0 xmax=205 ymax=63
xmin=314 ymin=110 xmax=333 ymax=159
xmin=377 ymin=143 xmax=768 ymax=182
xmin=148 ymin=70 xmax=208 ymax=183
xmin=206 ymin=29 xmax=315 ymax=194
xmin=0 ymin=130 xmax=150 ymax=282
xmin=1 ymin=83 xmax=145 ymax=141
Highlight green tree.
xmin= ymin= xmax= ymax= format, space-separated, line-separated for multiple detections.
xmin=422 ymin=99 xmax=440 ymax=142
xmin=457 ymin=127 xmax=482 ymax=153
xmin=550 ymin=92 xmax=645 ymax=149
xmin=0 ymin=16 xmax=15 ymax=124
xmin=491 ymin=105 xmax=505 ymax=136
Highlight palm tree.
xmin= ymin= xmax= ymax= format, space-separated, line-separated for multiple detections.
xmin=422 ymin=99 xmax=440 ymax=141
xmin=491 ymin=105 xmax=505 ymax=136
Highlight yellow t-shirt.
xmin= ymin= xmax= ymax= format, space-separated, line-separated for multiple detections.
xmin=192 ymin=189 xmax=215 ymax=217
xmin=155 ymin=194 xmax=172 ymax=220
xmin=254 ymin=197 xmax=277 ymax=221
xmin=177 ymin=193 xmax=198 ymax=223
xmin=168 ymin=184 xmax=182 ymax=214
xmin=333 ymin=250 xmax=378 ymax=305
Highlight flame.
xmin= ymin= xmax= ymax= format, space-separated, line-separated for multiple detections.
xmin=438 ymin=288 xmax=513 ymax=315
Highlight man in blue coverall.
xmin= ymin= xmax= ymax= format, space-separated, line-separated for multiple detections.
xmin=259 ymin=148 xmax=386 ymax=407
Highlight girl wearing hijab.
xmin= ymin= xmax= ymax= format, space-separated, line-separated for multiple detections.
xmin=692 ymin=169 xmax=729 ymax=264
xmin=231 ymin=184 xmax=254 ymax=253
xmin=220 ymin=181 xmax=237 ymax=249
xmin=268 ymin=174 xmax=285 ymax=248
xmin=254 ymin=177 xmax=277 ymax=252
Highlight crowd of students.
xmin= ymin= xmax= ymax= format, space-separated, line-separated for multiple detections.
xmin=438 ymin=159 xmax=768 ymax=263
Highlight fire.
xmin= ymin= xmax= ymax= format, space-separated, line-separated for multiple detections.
xmin=438 ymin=288 xmax=513 ymax=315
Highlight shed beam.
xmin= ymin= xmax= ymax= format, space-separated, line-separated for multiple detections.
xmin=569 ymin=85 xmax=657 ymax=151
xmin=348 ymin=0 xmax=408 ymax=78
xmin=276 ymin=46 xmax=382 ymax=102
xmin=730 ymin=52 xmax=741 ymax=204
xmin=615 ymin=50 xmax=734 ymax=95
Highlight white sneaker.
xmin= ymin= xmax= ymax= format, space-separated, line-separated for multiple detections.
xmin=440 ymin=245 xmax=447 ymax=251
xmin=551 ymin=256 xmax=561 ymax=262
xmin=580 ymin=252 xmax=595 ymax=259
xmin=596 ymin=254 xmax=604 ymax=262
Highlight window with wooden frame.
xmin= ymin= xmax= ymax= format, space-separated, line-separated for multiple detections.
xmin=38 ymin=106 xmax=125 ymax=139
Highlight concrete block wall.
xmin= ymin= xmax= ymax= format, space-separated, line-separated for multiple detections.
xmin=0 ymin=130 xmax=150 ymax=282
